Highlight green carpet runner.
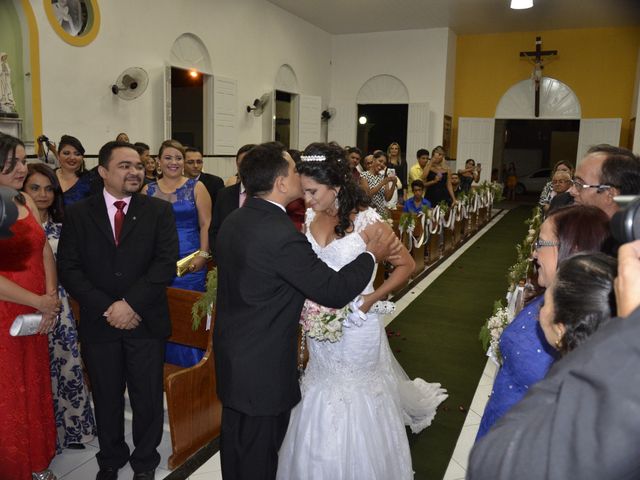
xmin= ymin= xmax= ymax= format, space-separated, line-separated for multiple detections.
xmin=387 ymin=206 xmax=532 ymax=479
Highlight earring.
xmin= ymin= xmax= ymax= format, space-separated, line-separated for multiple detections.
xmin=334 ymin=192 xmax=339 ymax=211
xmin=554 ymin=332 xmax=563 ymax=350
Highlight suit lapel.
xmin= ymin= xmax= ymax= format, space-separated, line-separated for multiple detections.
xmin=88 ymin=195 xmax=117 ymax=246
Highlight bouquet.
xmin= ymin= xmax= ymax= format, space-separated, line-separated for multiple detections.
xmin=479 ymin=300 xmax=514 ymax=365
xmin=300 ymin=299 xmax=350 ymax=342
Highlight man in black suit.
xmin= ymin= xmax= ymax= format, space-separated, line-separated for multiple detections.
xmin=58 ymin=141 xmax=179 ymax=480
xmin=184 ymin=146 xmax=225 ymax=207
xmin=214 ymin=142 xmax=399 ymax=480
xmin=211 ymin=144 xmax=255 ymax=259
xmin=468 ymin=239 xmax=640 ymax=480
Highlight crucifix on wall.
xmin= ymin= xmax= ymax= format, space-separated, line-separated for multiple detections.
xmin=519 ymin=36 xmax=558 ymax=117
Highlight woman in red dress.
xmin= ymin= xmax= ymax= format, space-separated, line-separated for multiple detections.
xmin=0 ymin=134 xmax=59 ymax=480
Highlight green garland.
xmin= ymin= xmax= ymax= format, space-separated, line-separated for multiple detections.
xmin=398 ymin=212 xmax=416 ymax=231
xmin=192 ymin=268 xmax=218 ymax=330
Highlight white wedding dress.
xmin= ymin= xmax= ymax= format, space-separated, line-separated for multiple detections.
xmin=277 ymin=208 xmax=448 ymax=480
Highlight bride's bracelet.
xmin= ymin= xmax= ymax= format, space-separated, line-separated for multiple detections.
xmin=369 ymin=300 xmax=396 ymax=315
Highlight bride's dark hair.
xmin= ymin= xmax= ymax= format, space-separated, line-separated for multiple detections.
xmin=297 ymin=142 xmax=370 ymax=238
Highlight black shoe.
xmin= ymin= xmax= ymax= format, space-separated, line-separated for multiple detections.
xmin=66 ymin=443 xmax=86 ymax=450
xmin=96 ymin=467 xmax=118 ymax=480
xmin=132 ymin=470 xmax=155 ymax=480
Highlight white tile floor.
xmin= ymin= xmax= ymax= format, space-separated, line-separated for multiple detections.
xmin=50 ymin=212 xmax=506 ymax=480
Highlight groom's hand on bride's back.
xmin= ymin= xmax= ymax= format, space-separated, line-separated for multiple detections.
xmin=365 ymin=226 xmax=402 ymax=263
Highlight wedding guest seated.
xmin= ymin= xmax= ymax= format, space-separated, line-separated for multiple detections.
xmin=450 ymin=172 xmax=462 ymax=196
xmin=539 ymin=252 xmax=616 ymax=356
xmin=403 ymin=180 xmax=432 ymax=213
xmin=545 ymin=170 xmax=574 ymax=215
xmin=476 ymin=205 xmax=611 ymax=439
xmin=23 ymin=163 xmax=96 ymax=451
xmin=539 ymin=160 xmax=574 ymax=209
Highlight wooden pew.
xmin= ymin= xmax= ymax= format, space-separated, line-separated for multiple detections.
xmin=164 ymin=287 xmax=221 ymax=470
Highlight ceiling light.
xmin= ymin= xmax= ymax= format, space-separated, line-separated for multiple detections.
xmin=189 ymin=69 xmax=199 ymax=78
xmin=358 ymin=116 xmax=367 ymax=125
xmin=510 ymin=0 xmax=533 ymax=9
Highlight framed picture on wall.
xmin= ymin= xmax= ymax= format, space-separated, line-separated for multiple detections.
xmin=44 ymin=0 xmax=101 ymax=46
xmin=443 ymin=115 xmax=452 ymax=155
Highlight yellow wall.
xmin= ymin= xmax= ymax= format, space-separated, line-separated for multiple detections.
xmin=453 ymin=26 xmax=640 ymax=155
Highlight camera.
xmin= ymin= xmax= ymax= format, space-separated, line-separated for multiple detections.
xmin=37 ymin=135 xmax=49 ymax=144
xmin=611 ymin=196 xmax=640 ymax=243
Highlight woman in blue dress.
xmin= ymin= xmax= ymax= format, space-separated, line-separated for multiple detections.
xmin=22 ymin=162 xmax=96 ymax=451
xmin=142 ymin=140 xmax=212 ymax=366
xmin=476 ymin=205 xmax=611 ymax=439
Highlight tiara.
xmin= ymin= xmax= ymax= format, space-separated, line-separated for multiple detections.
xmin=301 ymin=155 xmax=326 ymax=162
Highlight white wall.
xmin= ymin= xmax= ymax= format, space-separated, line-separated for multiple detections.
xmin=29 ymin=0 xmax=332 ymax=157
xmin=329 ymin=28 xmax=453 ymax=151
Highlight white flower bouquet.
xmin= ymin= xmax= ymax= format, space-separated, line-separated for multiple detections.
xmin=300 ymin=299 xmax=350 ymax=342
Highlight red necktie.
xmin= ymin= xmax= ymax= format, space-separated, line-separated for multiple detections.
xmin=114 ymin=200 xmax=126 ymax=245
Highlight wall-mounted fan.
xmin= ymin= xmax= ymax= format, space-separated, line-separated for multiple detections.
xmin=111 ymin=67 xmax=149 ymax=100
xmin=246 ymin=93 xmax=271 ymax=116
xmin=321 ymin=107 xmax=336 ymax=121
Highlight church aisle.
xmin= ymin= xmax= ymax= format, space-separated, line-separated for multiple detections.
xmin=49 ymin=205 xmax=532 ymax=480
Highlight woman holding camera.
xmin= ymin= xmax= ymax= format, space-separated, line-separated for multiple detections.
xmin=458 ymin=158 xmax=481 ymax=193
xmin=360 ymin=150 xmax=396 ymax=217
xmin=424 ymin=146 xmax=456 ymax=206
xmin=0 ymin=134 xmax=59 ymax=480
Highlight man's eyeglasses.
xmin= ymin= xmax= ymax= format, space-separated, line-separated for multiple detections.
xmin=571 ymin=179 xmax=614 ymax=193
xmin=534 ymin=238 xmax=560 ymax=250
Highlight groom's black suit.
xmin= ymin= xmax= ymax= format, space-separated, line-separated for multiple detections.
xmin=214 ymin=197 xmax=375 ymax=479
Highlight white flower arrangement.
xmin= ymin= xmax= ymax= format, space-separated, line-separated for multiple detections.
xmin=300 ymin=299 xmax=350 ymax=342
xmin=479 ymin=301 xmax=514 ymax=365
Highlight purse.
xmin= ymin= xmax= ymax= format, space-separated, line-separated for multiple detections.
xmin=10 ymin=313 xmax=44 ymax=336
xmin=176 ymin=251 xmax=199 ymax=277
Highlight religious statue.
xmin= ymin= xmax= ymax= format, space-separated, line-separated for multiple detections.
xmin=0 ymin=52 xmax=18 ymax=117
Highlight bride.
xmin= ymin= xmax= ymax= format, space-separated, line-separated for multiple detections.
xmin=277 ymin=143 xmax=447 ymax=479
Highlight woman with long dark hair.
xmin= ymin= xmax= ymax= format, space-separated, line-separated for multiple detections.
xmin=23 ymin=163 xmax=96 ymax=451
xmin=277 ymin=142 xmax=447 ymax=479
xmin=0 ymin=134 xmax=59 ymax=480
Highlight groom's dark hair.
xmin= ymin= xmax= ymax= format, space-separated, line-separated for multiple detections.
xmin=239 ymin=141 xmax=289 ymax=197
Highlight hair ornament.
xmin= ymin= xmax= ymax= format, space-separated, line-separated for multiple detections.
xmin=301 ymin=154 xmax=326 ymax=162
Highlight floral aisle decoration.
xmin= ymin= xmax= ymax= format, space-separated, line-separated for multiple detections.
xmin=191 ymin=268 xmax=217 ymax=330
xmin=479 ymin=206 xmax=542 ymax=365
xmin=479 ymin=300 xmax=514 ymax=365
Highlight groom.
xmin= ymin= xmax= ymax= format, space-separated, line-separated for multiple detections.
xmin=214 ymin=142 xmax=399 ymax=480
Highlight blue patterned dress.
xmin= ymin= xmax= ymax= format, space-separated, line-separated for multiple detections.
xmin=44 ymin=220 xmax=96 ymax=450
xmin=146 ymin=178 xmax=206 ymax=366
xmin=476 ymin=295 xmax=558 ymax=440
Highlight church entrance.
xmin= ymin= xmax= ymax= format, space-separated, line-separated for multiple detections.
xmin=170 ymin=67 xmax=204 ymax=149
xmin=356 ymin=104 xmax=408 ymax=154
xmin=493 ymin=119 xmax=579 ymax=192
